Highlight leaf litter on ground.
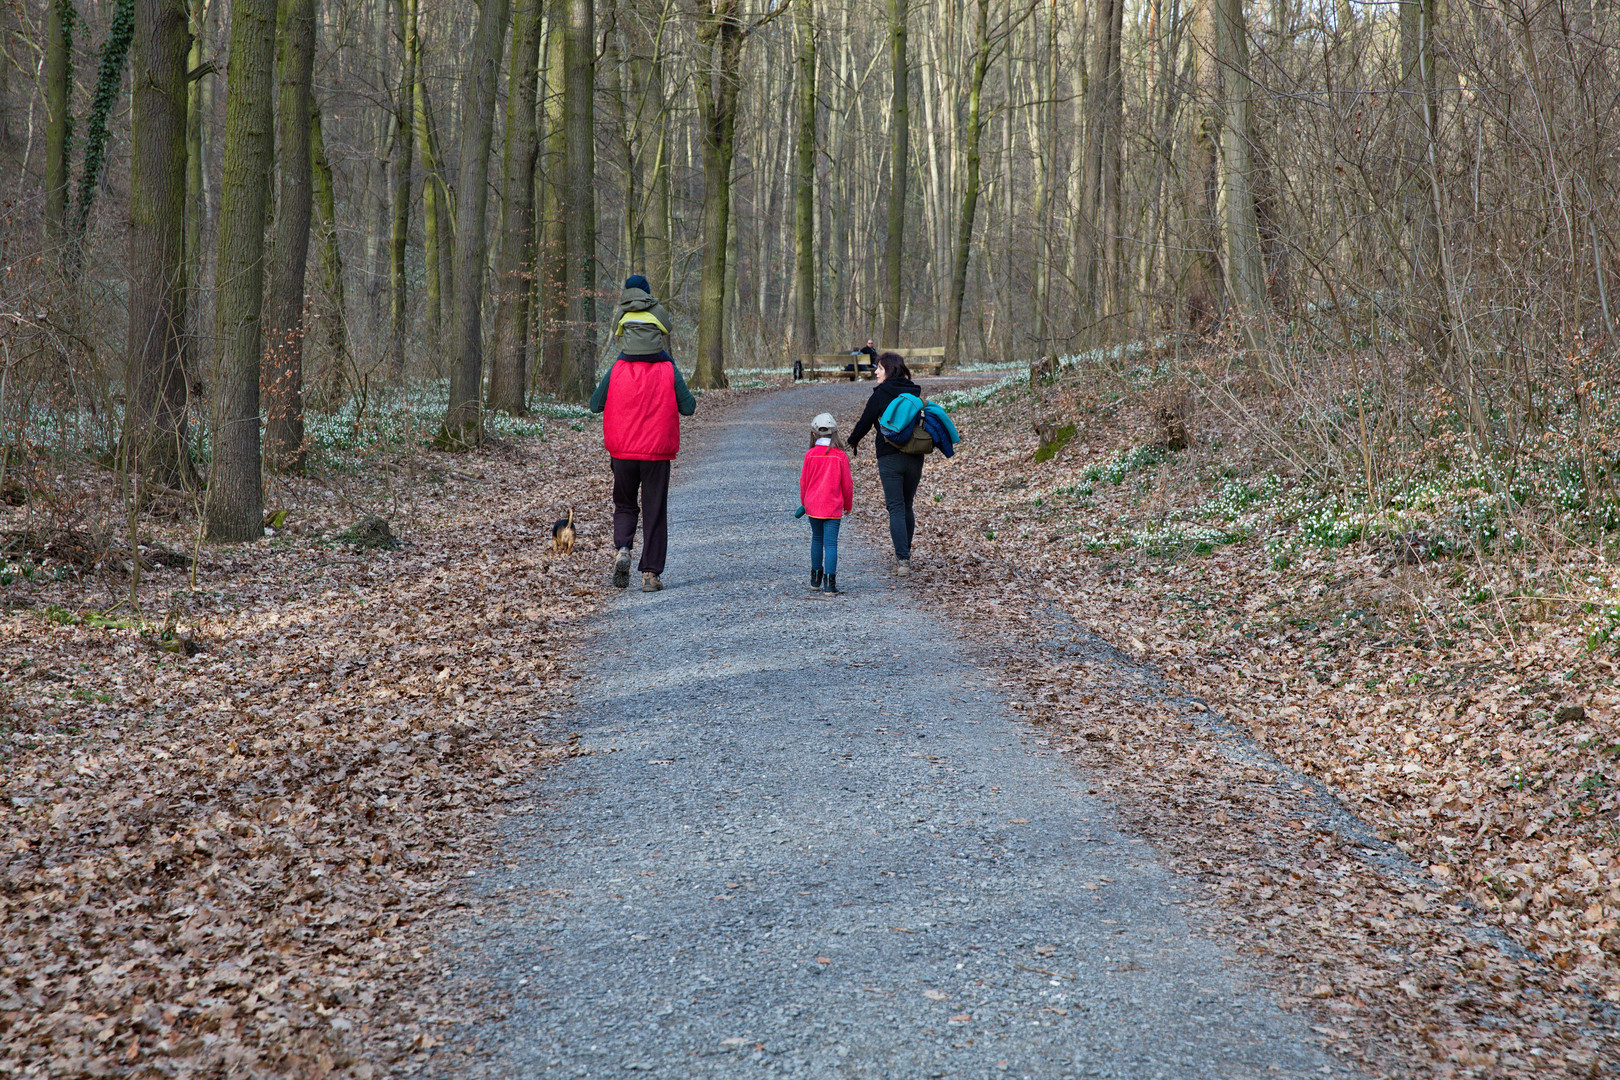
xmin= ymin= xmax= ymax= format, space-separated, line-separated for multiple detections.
xmin=860 ymin=371 xmax=1620 ymax=1078
xmin=0 ymin=413 xmax=635 ymax=1078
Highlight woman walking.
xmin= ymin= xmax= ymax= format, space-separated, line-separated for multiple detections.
xmin=848 ymin=352 xmax=925 ymax=576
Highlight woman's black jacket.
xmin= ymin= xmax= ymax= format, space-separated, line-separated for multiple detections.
xmin=848 ymin=376 xmax=923 ymax=459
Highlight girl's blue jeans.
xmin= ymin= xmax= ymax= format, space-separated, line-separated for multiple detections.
xmin=809 ymin=516 xmax=840 ymax=576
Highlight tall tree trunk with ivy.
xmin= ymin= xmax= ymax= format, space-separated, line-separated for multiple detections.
xmin=68 ymin=0 xmax=136 ymax=274
xmin=207 ymin=0 xmax=277 ymax=540
xmin=440 ymin=0 xmax=512 ymax=442
xmin=125 ymin=0 xmax=193 ymax=488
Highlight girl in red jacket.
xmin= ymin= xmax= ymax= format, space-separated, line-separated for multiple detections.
xmin=800 ymin=412 xmax=854 ymax=595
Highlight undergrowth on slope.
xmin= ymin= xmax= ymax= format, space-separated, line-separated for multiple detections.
xmin=907 ymin=344 xmax=1620 ymax=1010
xmin=873 ymin=350 xmax=1620 ymax=1074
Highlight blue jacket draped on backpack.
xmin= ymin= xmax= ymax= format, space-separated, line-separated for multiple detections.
xmin=878 ymin=394 xmax=960 ymax=457
xmin=920 ymin=407 xmax=958 ymax=457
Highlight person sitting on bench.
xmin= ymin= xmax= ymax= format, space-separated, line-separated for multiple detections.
xmin=843 ymin=341 xmax=878 ymax=376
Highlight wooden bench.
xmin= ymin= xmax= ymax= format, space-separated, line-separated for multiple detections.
xmin=888 ymin=346 xmax=947 ymax=376
xmin=798 ymin=346 xmax=947 ymax=381
xmin=801 ymin=353 xmax=873 ymax=381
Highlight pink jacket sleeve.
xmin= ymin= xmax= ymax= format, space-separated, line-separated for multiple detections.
xmin=840 ymin=453 xmax=854 ymax=513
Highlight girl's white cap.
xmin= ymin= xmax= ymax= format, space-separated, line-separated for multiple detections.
xmin=811 ymin=412 xmax=837 ymax=432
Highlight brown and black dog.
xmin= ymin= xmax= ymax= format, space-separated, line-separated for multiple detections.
xmin=551 ymin=508 xmax=576 ymax=555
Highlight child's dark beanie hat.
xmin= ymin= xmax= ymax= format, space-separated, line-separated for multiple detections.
xmin=625 ymin=274 xmax=651 ymax=292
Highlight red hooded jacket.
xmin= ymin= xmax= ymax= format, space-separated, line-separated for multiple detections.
xmin=800 ymin=443 xmax=854 ymax=519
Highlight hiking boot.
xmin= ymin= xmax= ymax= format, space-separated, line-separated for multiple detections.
xmin=613 ymin=548 xmax=632 ymax=589
xmin=810 ymin=569 xmax=823 ymax=590
xmin=895 ymin=558 xmax=911 ymax=577
xmin=821 ymin=574 xmax=840 ymax=595
xmin=641 ymin=571 xmax=663 ymax=593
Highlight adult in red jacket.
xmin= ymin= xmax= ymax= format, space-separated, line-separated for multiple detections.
xmin=589 ymin=275 xmax=697 ymax=592
xmin=799 ymin=413 xmax=854 ymax=595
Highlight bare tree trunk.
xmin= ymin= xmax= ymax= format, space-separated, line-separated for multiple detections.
xmin=1032 ymin=0 xmax=1056 ymax=354
xmin=628 ymin=55 xmax=667 ymax=296
xmin=691 ymin=0 xmax=742 ymax=390
xmin=651 ymin=119 xmax=673 ymax=302
xmin=628 ymin=8 xmax=673 ymax=301
xmin=415 ymin=59 xmax=448 ymax=345
xmin=559 ymin=0 xmax=597 ymax=400
xmin=428 ymin=86 xmax=455 ymax=345
xmin=387 ymin=0 xmax=418 ymax=379
xmin=944 ymin=0 xmax=990 ymax=365
xmin=1399 ymin=0 xmax=1443 ymax=355
xmin=44 ymin=0 xmax=74 ymax=249
xmin=441 ymin=0 xmax=512 ymax=441
xmin=792 ymin=0 xmax=817 ymax=360
xmin=1065 ymin=0 xmax=1089 ymax=337
xmin=1078 ymin=0 xmax=1121 ymax=335
xmin=1098 ymin=0 xmax=1125 ymax=325
xmin=828 ymin=9 xmax=852 ymax=333
xmin=126 ymin=0 xmax=194 ymax=488
xmin=310 ymin=101 xmax=351 ymax=408
xmin=489 ymin=0 xmax=543 ymax=415
xmin=607 ymin=28 xmax=636 ymax=279
xmin=362 ymin=0 xmax=390 ymax=332
xmin=536 ymin=5 xmax=568 ymax=394
xmin=998 ymin=15 xmax=1015 ymax=363
xmin=207 ymin=0 xmax=277 ymax=541
xmin=263 ymin=0 xmax=316 ymax=473
xmin=880 ymin=0 xmax=907 ymax=348
xmin=1135 ymin=0 xmax=1179 ymax=333
xmin=1215 ymin=0 xmax=1265 ymax=321
xmin=1183 ymin=0 xmax=1223 ymax=331
xmin=723 ymin=180 xmax=739 ymax=356
xmin=185 ymin=0 xmax=214 ymax=355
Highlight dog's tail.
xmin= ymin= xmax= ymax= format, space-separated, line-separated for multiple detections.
xmin=565 ymin=506 xmax=574 ymax=528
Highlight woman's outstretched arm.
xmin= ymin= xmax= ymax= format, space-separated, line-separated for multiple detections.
xmin=848 ymin=393 xmax=885 ymax=451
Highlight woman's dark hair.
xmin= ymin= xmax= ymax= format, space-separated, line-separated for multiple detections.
xmin=877 ymin=352 xmax=910 ymax=381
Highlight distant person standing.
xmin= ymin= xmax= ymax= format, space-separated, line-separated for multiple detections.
xmin=847 ymin=352 xmax=924 ymax=576
xmin=590 ymin=274 xmax=696 ymax=592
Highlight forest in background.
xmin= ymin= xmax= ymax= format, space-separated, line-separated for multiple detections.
xmin=0 ymin=0 xmax=1615 ymax=539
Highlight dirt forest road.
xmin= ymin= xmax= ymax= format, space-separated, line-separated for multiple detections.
xmin=439 ymin=384 xmax=1354 ymax=1078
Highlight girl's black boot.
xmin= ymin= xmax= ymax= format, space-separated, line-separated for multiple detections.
xmin=822 ymin=574 xmax=839 ymax=595
xmin=810 ymin=569 xmax=823 ymax=590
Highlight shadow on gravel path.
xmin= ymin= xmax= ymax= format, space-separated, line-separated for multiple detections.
xmin=438 ymin=386 xmax=1354 ymax=1078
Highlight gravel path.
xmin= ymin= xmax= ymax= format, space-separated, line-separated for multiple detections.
xmin=442 ymin=384 xmax=1353 ymax=1079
